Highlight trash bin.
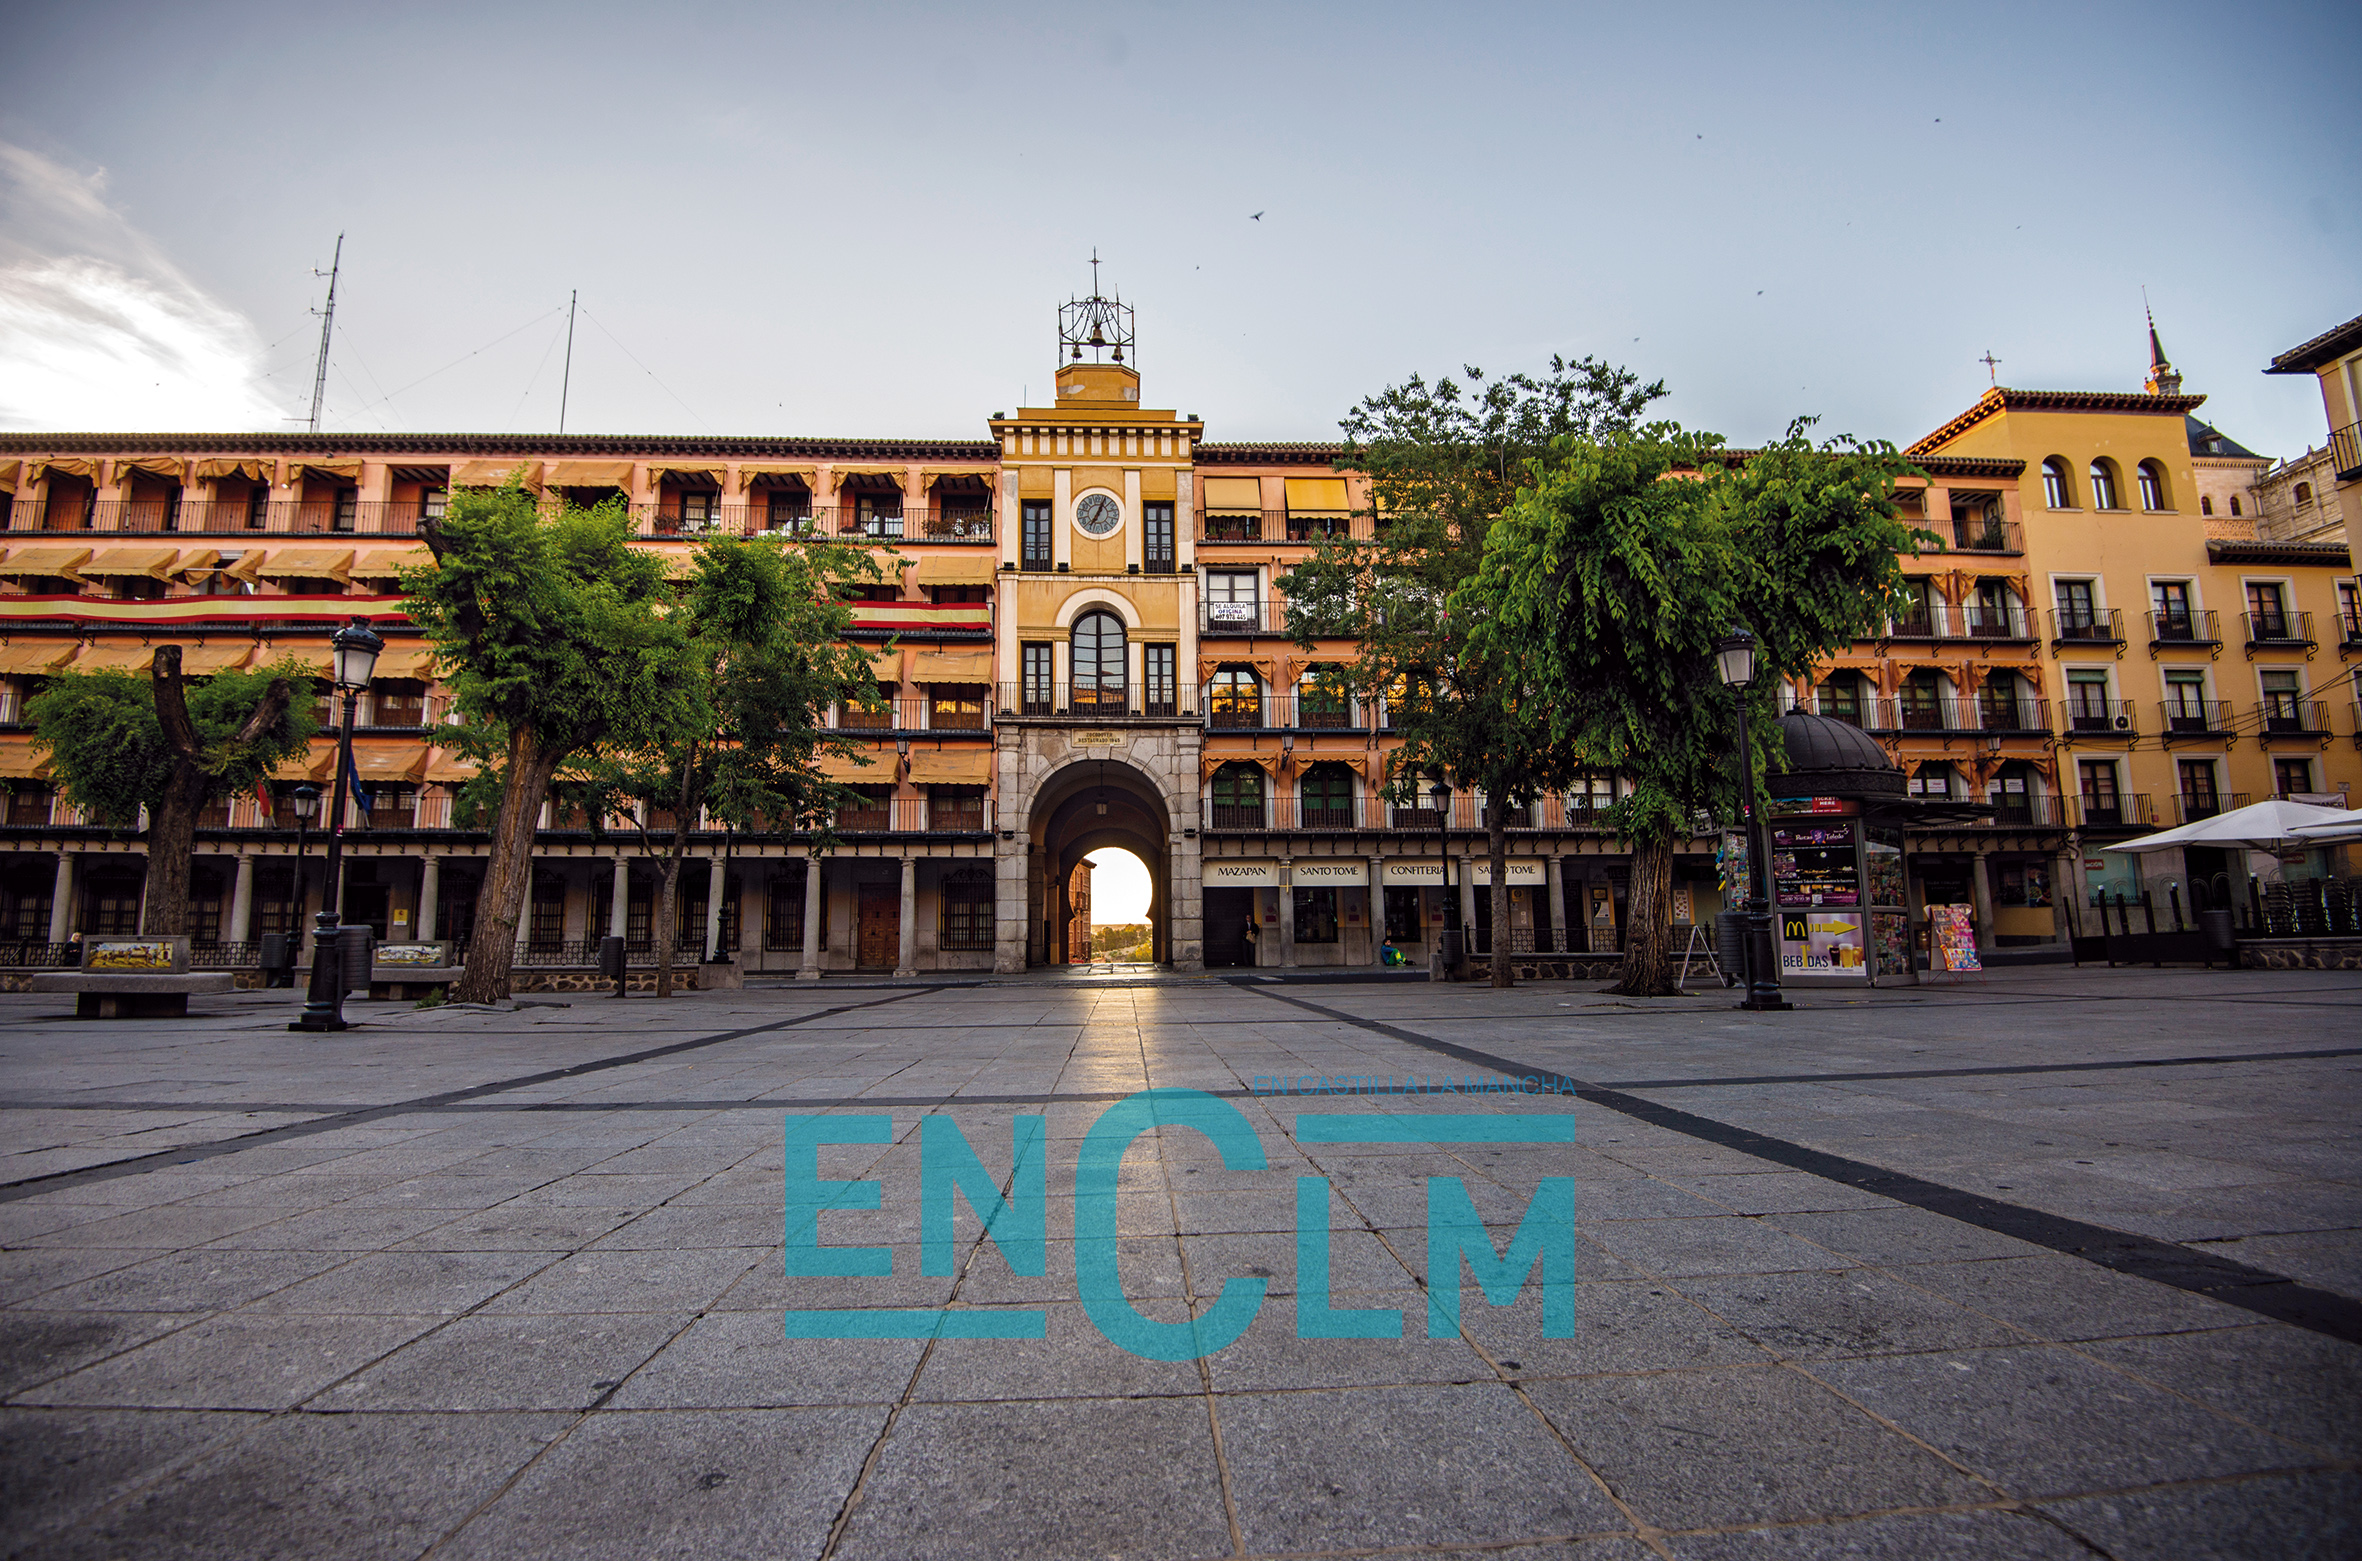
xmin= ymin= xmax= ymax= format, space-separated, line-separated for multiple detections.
xmin=597 ymin=935 xmax=627 ymax=980
xmin=338 ymin=926 xmax=374 ymax=1001
xmin=259 ymin=932 xmax=293 ymax=988
xmin=2199 ymin=908 xmax=2235 ymax=967
xmin=1437 ymin=928 xmax=1465 ymax=972
xmin=1714 ymin=912 xmax=1748 ymax=987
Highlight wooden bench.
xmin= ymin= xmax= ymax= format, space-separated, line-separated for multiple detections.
xmin=29 ymin=937 xmax=234 ymax=1018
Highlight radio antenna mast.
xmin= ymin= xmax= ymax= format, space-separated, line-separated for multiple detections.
xmin=305 ymin=234 xmax=343 ymax=434
xmin=559 ymin=289 xmax=578 ymax=433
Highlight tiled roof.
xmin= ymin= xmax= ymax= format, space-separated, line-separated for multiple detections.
xmin=1906 ymin=388 xmax=2208 ymax=456
xmin=2186 ymin=416 xmax=2265 ymax=461
xmin=2265 ymin=314 xmax=2362 ymax=376
xmin=0 ymin=433 xmax=1001 ymax=460
xmin=2205 ymin=539 xmax=2352 ymax=568
xmin=1194 ymin=442 xmax=1345 ymax=465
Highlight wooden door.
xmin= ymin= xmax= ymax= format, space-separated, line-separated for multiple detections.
xmin=857 ymin=886 xmax=898 ymax=968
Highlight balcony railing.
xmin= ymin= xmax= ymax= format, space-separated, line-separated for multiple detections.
xmin=1934 ymin=517 xmax=2024 ymax=554
xmin=1198 ymin=510 xmax=1376 ymax=544
xmin=2244 ymin=610 xmax=2315 ymax=651
xmin=831 ymin=797 xmax=996 ymax=834
xmin=828 ymin=696 xmax=997 ymax=733
xmin=631 ymin=503 xmax=993 ymax=542
xmin=1199 ymin=599 xmax=1287 ymax=634
xmin=2331 ymin=419 xmax=2361 ymax=483
xmin=2176 ymin=791 xmax=2250 ymax=824
xmin=5 ymin=499 xmax=437 ymax=536
xmin=2059 ymin=699 xmax=2138 ymax=736
xmin=1202 ymin=691 xmax=1366 ymax=731
xmin=2158 ymin=700 xmax=2233 ymax=741
xmin=2256 ymin=701 xmax=2331 ymax=739
xmin=1196 ymin=792 xmax=1622 ymax=834
xmin=2076 ymin=793 xmax=2155 ymax=831
xmin=2148 ymin=609 xmax=2221 ymax=649
xmin=1982 ymin=795 xmax=2067 ymax=828
xmin=1885 ymin=603 xmax=2031 ymax=640
xmin=1866 ymin=697 xmax=2049 ymax=734
xmin=2049 ymin=607 xmax=2125 ymax=646
xmin=997 ymin=682 xmax=1193 ymax=719
xmin=2339 ymin=611 xmax=2362 ymax=650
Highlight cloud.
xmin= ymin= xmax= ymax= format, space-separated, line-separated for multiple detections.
xmin=0 ymin=143 xmax=287 ymax=431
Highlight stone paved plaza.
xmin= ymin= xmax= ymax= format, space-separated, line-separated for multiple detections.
xmin=1 ymin=966 xmax=2357 ymax=1560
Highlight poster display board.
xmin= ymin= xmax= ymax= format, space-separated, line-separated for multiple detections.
xmin=1771 ymin=821 xmax=1859 ymax=908
xmin=1929 ymin=904 xmax=1982 ymax=973
xmin=1780 ymin=909 xmax=1867 ymax=977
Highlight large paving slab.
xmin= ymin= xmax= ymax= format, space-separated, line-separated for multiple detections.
xmin=0 ymin=965 xmax=2356 ymax=1557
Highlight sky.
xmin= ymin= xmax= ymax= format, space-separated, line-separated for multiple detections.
xmin=1 ymin=1 xmax=2356 ymax=460
xmin=1087 ymin=848 xmax=1153 ymax=924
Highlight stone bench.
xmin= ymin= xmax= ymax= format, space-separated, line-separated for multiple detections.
xmin=370 ymin=942 xmax=458 ymax=1001
xmin=29 ymin=937 xmax=235 ymax=1018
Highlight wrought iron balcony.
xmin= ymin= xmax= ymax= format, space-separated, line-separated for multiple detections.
xmin=2158 ymin=700 xmax=2233 ymax=742
xmin=2147 ymin=609 xmax=2221 ymax=652
xmin=2331 ymin=419 xmax=2361 ymax=483
xmin=1867 ymin=697 xmax=2049 ymax=734
xmin=1982 ymin=795 xmax=2067 ymax=828
xmin=995 ymin=682 xmax=1191 ymax=720
xmin=2256 ymin=700 xmax=2331 ymax=741
xmin=2176 ymin=791 xmax=2249 ymax=824
xmin=2049 ymin=607 xmax=2125 ymax=647
xmin=1197 ymin=510 xmax=1376 ymax=544
xmin=1199 ymin=598 xmax=1287 ymax=634
xmin=2244 ymin=610 xmax=2315 ymax=653
xmin=2076 ymin=792 xmax=2155 ymax=831
xmin=1939 ymin=517 xmax=2024 ymax=554
xmin=7 ymin=499 xmax=437 ymax=536
xmin=2059 ymin=699 xmax=2137 ymax=737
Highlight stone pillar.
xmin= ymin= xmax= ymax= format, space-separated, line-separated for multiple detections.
xmin=1369 ymin=854 xmax=1387 ymax=967
xmin=1459 ymin=853 xmax=1480 ymax=944
xmin=417 ymin=856 xmax=440 ymax=941
xmin=1970 ymin=849 xmax=1999 ymax=954
xmin=228 ymin=852 xmax=256 ymax=944
xmin=1544 ymin=855 xmax=1565 ymax=954
xmin=798 ymin=852 xmax=823 ymax=978
xmin=48 ymin=850 xmax=75 ymax=943
xmin=704 ymin=856 xmax=725 ymax=961
xmin=895 ymin=854 xmax=917 ymax=978
xmin=1276 ymin=860 xmax=1296 ymax=966
xmin=609 ymin=850 xmax=630 ymax=939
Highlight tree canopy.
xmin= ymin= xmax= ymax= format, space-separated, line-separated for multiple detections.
xmin=1462 ymin=419 xmax=1924 ymax=993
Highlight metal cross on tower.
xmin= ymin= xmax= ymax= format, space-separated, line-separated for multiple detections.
xmin=1978 ymin=350 xmax=2003 ymax=385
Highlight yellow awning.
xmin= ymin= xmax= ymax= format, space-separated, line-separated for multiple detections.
xmin=868 ymin=649 xmax=905 ymax=682
xmin=266 ymin=641 xmax=333 ymax=676
xmin=351 ymin=546 xmax=432 ymax=578
xmin=738 ymin=463 xmax=815 ymax=487
xmin=173 ymin=548 xmax=222 ymax=576
xmin=911 ymin=650 xmax=994 ymax=684
xmin=907 ymin=749 xmax=993 ymax=785
xmin=814 ymin=750 xmax=890 ymax=781
xmin=0 ymin=642 xmax=75 ymax=675
xmin=545 ymin=460 xmax=634 ymax=487
xmin=252 ymin=548 xmax=354 ymax=583
xmin=351 ymin=746 xmax=426 ymax=781
xmin=834 ymin=466 xmax=905 ymax=488
xmin=66 ymin=644 xmax=161 ymax=674
xmin=924 ymin=468 xmax=998 ymax=489
xmin=0 ymin=545 xmax=92 ymax=580
xmin=652 ymin=465 xmax=725 ymax=488
xmin=912 ymin=555 xmax=999 ymax=587
xmin=178 ymin=644 xmax=255 ymax=676
xmin=425 ymin=752 xmax=480 ymax=783
xmin=78 ymin=546 xmax=180 ymax=580
xmin=450 ymin=459 xmax=539 ymax=488
xmin=1284 ymin=478 xmax=1350 ymax=515
xmin=221 ymin=550 xmax=268 ymax=583
xmin=659 ymin=551 xmax=698 ymax=580
xmin=192 ymin=458 xmax=269 ymax=482
xmin=32 ymin=458 xmax=98 ymax=482
xmin=0 ymin=736 xmax=52 ymax=778
xmin=271 ymin=742 xmax=339 ymax=780
xmin=293 ymin=460 xmax=363 ymax=483
xmin=1202 ymin=477 xmax=1265 ymax=514
xmin=372 ymin=643 xmax=440 ymax=679
xmin=115 ymin=457 xmax=185 ymax=485
xmin=0 ymin=461 xmax=20 ymax=493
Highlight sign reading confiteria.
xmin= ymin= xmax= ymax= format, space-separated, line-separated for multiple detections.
xmin=1380 ymin=860 xmax=1545 ymax=885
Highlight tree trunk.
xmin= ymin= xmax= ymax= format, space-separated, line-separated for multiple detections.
xmin=145 ymin=646 xmax=294 ymax=938
xmin=451 ymin=726 xmax=566 ymax=1004
xmin=1488 ymin=807 xmax=1513 ymax=988
xmin=1615 ymin=834 xmax=1676 ymax=996
xmin=654 ymin=836 xmax=686 ymax=998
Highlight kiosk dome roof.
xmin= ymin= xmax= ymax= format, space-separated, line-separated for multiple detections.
xmin=1765 ymin=708 xmax=1904 ymax=800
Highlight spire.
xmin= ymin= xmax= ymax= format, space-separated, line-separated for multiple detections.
xmin=2144 ymin=298 xmax=2182 ymax=396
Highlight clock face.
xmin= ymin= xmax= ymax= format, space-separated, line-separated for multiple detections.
xmin=1074 ymin=492 xmax=1123 ymax=537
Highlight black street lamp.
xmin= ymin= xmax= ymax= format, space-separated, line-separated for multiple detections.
xmin=1429 ymin=777 xmax=1457 ymax=978
xmin=282 ymin=781 xmax=320 ymax=986
xmin=1715 ymin=626 xmax=1790 ymax=1012
xmin=292 ymin=618 xmax=384 ymax=1032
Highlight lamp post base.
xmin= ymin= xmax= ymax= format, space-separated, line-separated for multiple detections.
xmin=290 ymin=910 xmax=348 ymax=1032
xmin=1736 ymin=908 xmax=1790 ymax=1012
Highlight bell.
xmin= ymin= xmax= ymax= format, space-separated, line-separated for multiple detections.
xmin=1089 ymin=325 xmax=1106 ymax=347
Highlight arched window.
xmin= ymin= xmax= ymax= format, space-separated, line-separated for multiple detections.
xmin=2229 ymin=494 xmax=2242 ymax=517
xmin=2136 ymin=460 xmax=2168 ymax=512
xmin=1296 ymin=669 xmax=1350 ymax=729
xmin=2295 ymin=482 xmax=2315 ymax=506
xmin=1298 ymin=762 xmax=1356 ymax=827
xmin=2041 ymin=457 xmax=2074 ymax=508
xmin=2088 ymin=459 xmax=2120 ymax=510
xmin=1210 ymin=761 xmax=1265 ymax=828
xmin=2201 ymin=495 xmax=2213 ymax=516
xmin=1208 ymin=666 xmax=1263 ymax=728
xmin=1071 ymin=610 xmax=1127 ymax=712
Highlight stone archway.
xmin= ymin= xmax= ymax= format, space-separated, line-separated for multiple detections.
xmin=996 ymin=740 xmax=1202 ymax=971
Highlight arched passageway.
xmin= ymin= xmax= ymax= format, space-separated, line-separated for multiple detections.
xmin=1026 ymin=758 xmax=1172 ymax=966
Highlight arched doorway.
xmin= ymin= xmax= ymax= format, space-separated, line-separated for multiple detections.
xmin=1024 ymin=756 xmax=1173 ymax=967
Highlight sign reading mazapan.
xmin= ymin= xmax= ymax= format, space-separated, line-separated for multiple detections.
xmin=1204 ymin=860 xmax=1279 ymax=886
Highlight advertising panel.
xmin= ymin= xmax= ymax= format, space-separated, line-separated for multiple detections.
xmin=1779 ymin=909 xmax=1867 ymax=978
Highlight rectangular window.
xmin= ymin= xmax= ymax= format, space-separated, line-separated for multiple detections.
xmin=2078 ymin=760 xmax=2122 ymax=826
xmin=2152 ymin=579 xmax=2195 ymax=638
xmin=1022 ymin=501 xmax=1053 ymax=569
xmin=927 ymin=786 xmax=986 ymax=832
xmin=2165 ymin=670 xmax=2209 ymax=729
xmin=2247 ymin=582 xmax=2288 ymax=637
xmin=2260 ymin=670 xmax=2302 ymax=729
xmin=1292 ymin=886 xmax=1339 ymax=944
xmin=2178 ymin=760 xmax=2219 ymax=813
xmin=333 ymin=490 xmax=358 ymax=533
xmin=1021 ymin=642 xmax=1053 ymax=714
xmin=929 ymin=689 xmax=986 ymax=730
xmin=2066 ymin=670 xmax=2110 ymax=730
xmin=421 ymin=488 xmax=448 ymax=521
xmin=2275 ymin=758 xmax=2315 ymax=797
xmin=2339 ymin=583 xmax=2360 ymax=641
xmin=1143 ymin=501 xmax=1175 ymax=571
xmin=1892 ymin=579 xmax=1932 ymax=635
xmin=766 ymin=490 xmax=811 ymax=532
xmin=528 ymin=881 xmax=565 ymax=948
xmin=1567 ymin=774 xmax=1616 ymax=815
xmin=1143 ymin=644 xmax=1176 ymax=716
xmin=941 ymin=878 xmax=995 ymax=950
xmin=1205 ymin=570 xmax=1258 ymax=629
xmin=1383 ymin=886 xmax=1423 ymax=941
xmin=2055 ymin=580 xmax=2097 ymax=636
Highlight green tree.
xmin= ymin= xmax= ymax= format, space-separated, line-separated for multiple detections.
xmin=1283 ymin=358 xmax=1663 ymax=985
xmin=29 ymin=650 xmax=317 ymax=936
xmin=408 ymin=484 xmax=696 ymax=1003
xmin=578 ymin=534 xmax=887 ymax=996
xmin=1464 ymin=421 xmax=1923 ymax=995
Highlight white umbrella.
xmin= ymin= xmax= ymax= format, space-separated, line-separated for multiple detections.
xmin=2102 ymin=797 xmax=2354 ymax=855
xmin=2288 ymin=806 xmax=2362 ymax=843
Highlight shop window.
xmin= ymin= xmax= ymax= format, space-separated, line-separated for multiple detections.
xmin=1383 ymin=886 xmax=1424 ymax=940
xmin=1293 ymin=887 xmax=1339 ymax=944
xmin=1996 ymin=862 xmax=2052 ymax=907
